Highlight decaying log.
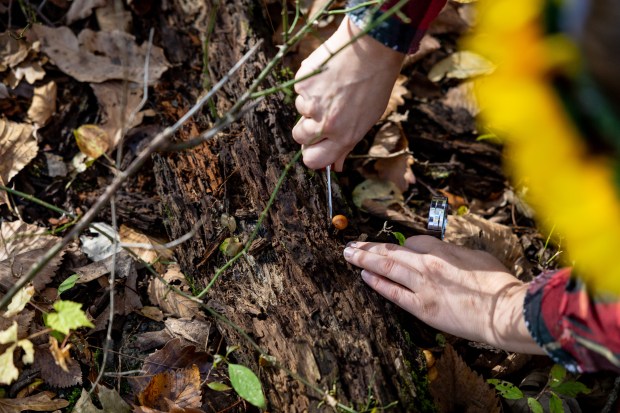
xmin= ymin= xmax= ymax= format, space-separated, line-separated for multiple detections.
xmin=153 ymin=1 xmax=433 ymax=411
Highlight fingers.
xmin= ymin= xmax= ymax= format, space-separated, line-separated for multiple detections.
xmin=301 ymin=138 xmax=353 ymax=170
xmin=292 ymin=116 xmax=326 ymax=146
xmin=360 ymin=269 xmax=419 ymax=313
xmin=295 ymin=95 xmax=316 ymax=119
xmin=343 ymin=242 xmax=422 ymax=289
xmin=404 ymin=235 xmax=445 ymax=254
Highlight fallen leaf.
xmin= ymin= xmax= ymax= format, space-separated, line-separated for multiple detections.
xmin=429 ymin=2 xmax=470 ymax=34
xmin=0 ymin=221 xmax=64 ymax=291
xmin=65 ymin=0 xmax=107 ymax=24
xmin=129 ymin=338 xmax=213 ymax=395
xmin=3 ymin=284 xmax=34 ymax=317
xmin=164 ymin=318 xmax=212 ymax=348
xmin=27 ymin=80 xmax=57 ymax=126
xmin=0 ymin=119 xmax=37 ymax=206
xmin=139 ymin=306 xmax=164 ymax=322
xmin=367 ymin=123 xmax=416 ymax=192
xmin=352 ymin=179 xmax=403 ymax=210
xmin=138 ymin=364 xmax=202 ymax=411
xmin=375 ymin=154 xmax=416 ymax=193
xmin=95 ymin=1 xmax=133 ymax=32
xmin=29 ymin=25 xmax=169 ymax=84
xmin=437 ymin=189 xmax=468 ymax=209
xmin=119 ymin=224 xmax=172 ymax=266
xmin=380 ymin=75 xmax=410 ymax=120
xmin=10 ymin=60 xmax=45 ymax=86
xmin=74 ymin=386 xmax=132 ymax=413
xmin=442 ymin=81 xmax=479 ymax=117
xmin=33 ymin=343 xmax=82 ymax=388
xmin=0 ymin=322 xmax=34 ymax=385
xmin=445 ymin=213 xmax=530 ymax=278
xmin=404 ymin=35 xmax=441 ymax=67
xmin=0 ymin=33 xmax=29 ymax=71
xmin=0 ymin=391 xmax=69 ymax=413
xmin=90 ymin=81 xmax=145 ymax=151
xmin=148 ymin=264 xmax=202 ymax=319
xmin=48 ymin=336 xmax=72 ymax=372
xmin=429 ymin=343 xmax=500 ymax=413
xmin=428 ymin=51 xmax=495 ymax=82
xmin=74 ymin=124 xmax=110 ymax=159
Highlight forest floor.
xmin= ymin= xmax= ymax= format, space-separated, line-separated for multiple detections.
xmin=0 ymin=0 xmax=619 ymax=412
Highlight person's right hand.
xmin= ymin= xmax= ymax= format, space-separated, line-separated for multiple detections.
xmin=343 ymin=236 xmax=545 ymax=354
xmin=292 ymin=16 xmax=405 ymax=171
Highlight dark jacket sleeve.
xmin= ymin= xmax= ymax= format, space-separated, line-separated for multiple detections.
xmin=347 ymin=0 xmax=447 ymax=53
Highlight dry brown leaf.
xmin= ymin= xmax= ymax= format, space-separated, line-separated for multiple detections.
xmin=119 ymin=224 xmax=172 ymax=266
xmin=48 ymin=336 xmax=72 ymax=373
xmin=95 ymin=1 xmax=133 ymax=32
xmin=90 ymin=82 xmax=145 ymax=150
xmin=429 ymin=2 xmax=470 ymax=34
xmin=10 ymin=60 xmax=45 ymax=86
xmin=66 ymin=0 xmax=107 ymax=24
xmin=380 ymin=75 xmax=410 ymax=120
xmin=74 ymin=386 xmax=131 ymax=413
xmin=139 ymin=306 xmax=164 ymax=322
xmin=352 ymin=179 xmax=404 ymax=210
xmin=375 ymin=154 xmax=416 ymax=193
xmin=0 ymin=221 xmax=64 ymax=291
xmin=429 ymin=51 xmax=495 ymax=82
xmin=164 ymin=318 xmax=212 ymax=349
xmin=148 ymin=264 xmax=202 ymax=319
xmin=0 ymin=391 xmax=69 ymax=413
xmin=368 ymin=123 xmax=415 ymax=192
xmin=0 ymin=33 xmax=29 ymax=71
xmin=445 ymin=213 xmax=530 ymax=277
xmin=368 ymin=122 xmax=407 ymax=157
xmin=442 ymin=81 xmax=479 ymax=117
xmin=29 ymin=25 xmax=169 ymax=84
xmin=138 ymin=364 xmax=202 ymax=411
xmin=0 ymin=119 xmax=37 ymax=206
xmin=130 ymin=338 xmax=213 ymax=395
xmin=33 ymin=344 xmax=82 ymax=388
xmin=437 ymin=189 xmax=468 ymax=209
xmin=430 ymin=344 xmax=500 ymax=413
xmin=27 ymin=81 xmax=57 ymax=126
xmin=404 ymin=35 xmax=441 ymax=67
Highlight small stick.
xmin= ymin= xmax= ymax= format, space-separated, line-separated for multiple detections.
xmin=326 ymin=165 xmax=333 ymax=220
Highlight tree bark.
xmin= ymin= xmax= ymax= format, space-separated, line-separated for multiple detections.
xmin=153 ymin=1 xmax=432 ymax=411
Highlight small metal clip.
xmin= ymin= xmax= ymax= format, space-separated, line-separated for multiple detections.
xmin=428 ymin=196 xmax=448 ymax=240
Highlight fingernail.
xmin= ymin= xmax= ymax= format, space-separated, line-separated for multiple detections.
xmin=361 ymin=270 xmax=371 ymax=280
xmin=343 ymin=247 xmax=355 ymax=259
xmin=346 ymin=241 xmax=357 ymax=248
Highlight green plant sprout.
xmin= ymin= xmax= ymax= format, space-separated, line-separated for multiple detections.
xmin=488 ymin=364 xmax=591 ymax=413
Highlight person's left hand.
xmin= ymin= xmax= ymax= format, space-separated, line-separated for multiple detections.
xmin=343 ymin=235 xmax=544 ymax=354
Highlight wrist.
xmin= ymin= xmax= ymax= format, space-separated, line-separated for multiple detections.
xmin=490 ymin=282 xmax=545 ymax=354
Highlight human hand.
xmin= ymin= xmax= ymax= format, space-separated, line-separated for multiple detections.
xmin=343 ymin=236 xmax=544 ymax=354
xmin=292 ymin=16 xmax=405 ymax=171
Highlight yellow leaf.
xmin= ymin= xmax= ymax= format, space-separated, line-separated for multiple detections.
xmin=0 ymin=119 xmax=37 ymax=206
xmin=17 ymin=338 xmax=34 ymax=364
xmin=428 ymin=51 xmax=495 ymax=82
xmin=49 ymin=337 xmax=71 ymax=372
xmin=0 ymin=344 xmax=19 ymax=385
xmin=0 ymin=321 xmax=18 ymax=344
xmin=74 ymin=124 xmax=110 ymax=159
xmin=4 ymin=284 xmax=35 ymax=317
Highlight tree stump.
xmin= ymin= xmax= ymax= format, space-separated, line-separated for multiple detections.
xmin=153 ymin=1 xmax=431 ymax=411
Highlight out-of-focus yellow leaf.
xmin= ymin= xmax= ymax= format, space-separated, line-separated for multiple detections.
xmin=428 ymin=51 xmax=495 ymax=82
xmin=74 ymin=124 xmax=109 ymax=159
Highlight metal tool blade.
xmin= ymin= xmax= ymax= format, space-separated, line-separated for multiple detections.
xmin=326 ymin=165 xmax=333 ymax=220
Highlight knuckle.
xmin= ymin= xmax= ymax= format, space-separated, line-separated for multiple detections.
xmin=387 ymin=285 xmax=403 ymax=304
xmin=379 ymin=257 xmax=396 ymax=276
xmin=421 ymin=254 xmax=445 ymax=274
